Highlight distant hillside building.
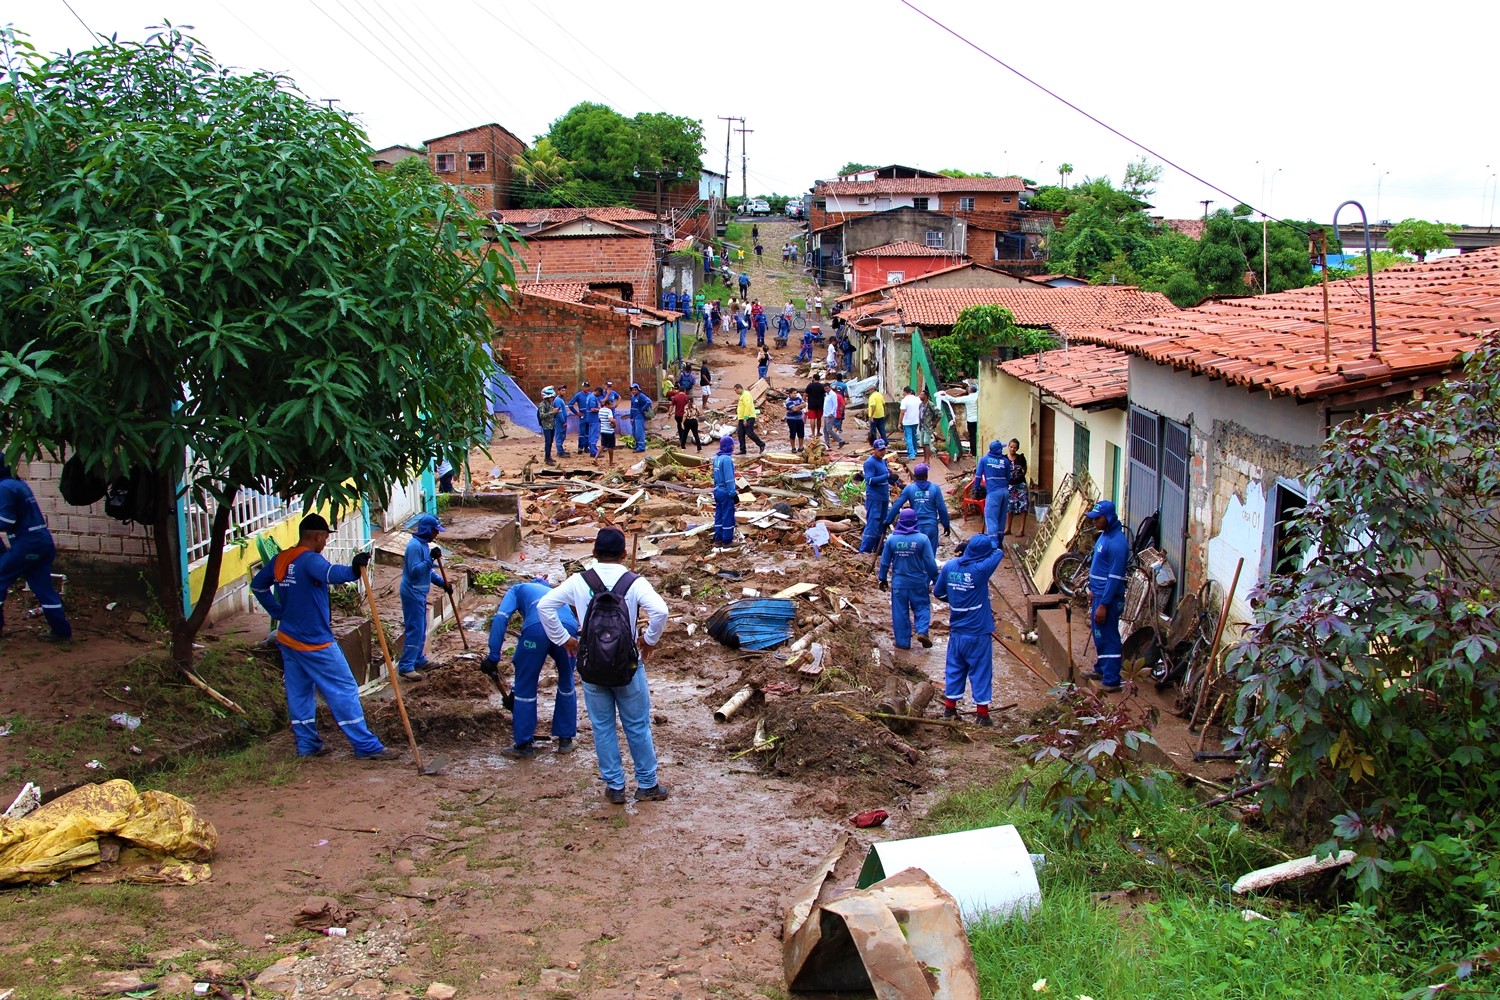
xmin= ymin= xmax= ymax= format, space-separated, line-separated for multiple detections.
xmin=424 ymin=123 xmax=528 ymax=210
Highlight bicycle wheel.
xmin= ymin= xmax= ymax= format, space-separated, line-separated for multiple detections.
xmin=792 ymin=311 xmax=806 ymax=331
xmin=1053 ymin=552 xmax=1089 ymax=597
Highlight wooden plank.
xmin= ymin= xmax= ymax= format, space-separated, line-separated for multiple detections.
xmin=771 ymin=582 xmax=819 ymax=600
xmin=614 ymin=489 xmax=646 ymax=513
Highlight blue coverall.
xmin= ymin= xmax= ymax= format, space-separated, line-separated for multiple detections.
xmin=878 ymin=526 xmax=939 ymax=649
xmin=0 ymin=470 xmax=71 ymax=638
xmin=858 ymin=454 xmax=892 ymax=553
xmin=552 ymin=396 xmax=570 ymax=457
xmin=1088 ymin=516 xmax=1131 ymax=686
xmin=712 ymin=448 xmax=737 ymax=544
xmin=570 ymin=390 xmax=590 ymax=452
xmin=582 ymin=391 xmax=601 ymax=456
xmin=934 ymin=533 xmax=1004 ymax=710
xmin=398 ymin=533 xmax=444 ymax=675
xmin=491 ymin=581 xmax=579 ymax=748
xmin=251 ymin=548 xmax=385 ymax=756
xmin=630 ymin=390 xmax=654 ymax=452
xmin=754 ymin=312 xmax=768 ymax=346
xmin=972 ymin=445 xmax=1013 ymax=543
xmin=735 ymin=312 xmax=748 ymax=348
xmin=797 ymin=331 xmax=813 ymax=363
xmin=885 ymin=481 xmax=951 ymax=555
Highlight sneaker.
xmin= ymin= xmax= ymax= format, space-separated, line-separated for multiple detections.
xmin=604 ymin=786 xmax=626 ymax=805
xmin=358 ymin=747 xmax=403 ymax=761
xmin=943 ymin=707 xmax=958 ymax=720
xmin=974 ymin=714 xmax=994 ymax=727
xmin=1101 ymin=683 xmax=1123 ymax=694
xmin=634 ymin=784 xmax=670 ymax=802
xmin=39 ymin=633 xmax=73 ymax=643
xmin=500 ymin=743 xmax=537 ymax=760
xmin=399 ymin=670 xmax=424 ymax=682
xmin=555 ymin=737 xmax=576 ymax=754
xmin=1087 ymin=669 xmax=1105 ymax=681
xmin=916 ymin=633 xmax=933 ymax=648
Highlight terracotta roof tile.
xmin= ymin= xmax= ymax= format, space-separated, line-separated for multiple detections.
xmin=844 ymin=285 xmax=1178 ymax=333
xmin=816 ymin=177 xmax=1027 ymax=196
xmin=1070 ymin=248 xmax=1500 ymax=399
xmin=518 ymin=282 xmax=591 ymax=303
xmin=999 ymin=345 xmax=1130 ymax=409
xmin=491 ymin=207 xmax=658 ymax=227
xmin=850 ymin=240 xmax=967 ymax=258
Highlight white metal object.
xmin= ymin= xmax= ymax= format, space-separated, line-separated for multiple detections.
xmin=859 ymin=824 xmax=1042 ymax=924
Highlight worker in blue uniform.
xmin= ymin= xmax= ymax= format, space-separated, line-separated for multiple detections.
xmin=712 ymin=436 xmax=737 ymax=545
xmin=878 ymin=509 xmax=940 ymax=650
xmin=885 ymin=462 xmax=951 ymax=555
xmin=250 ymin=514 xmax=396 ymax=758
xmin=933 ymin=532 xmax=1004 ymax=726
xmin=552 ymin=384 xmax=570 ymax=458
xmin=0 ymin=457 xmax=72 ymax=640
xmin=569 ymin=383 xmax=590 ymax=453
xmin=971 ymin=440 xmax=1013 ymax=544
xmin=629 ymin=383 xmax=654 ymax=453
xmin=482 ymin=578 xmax=580 ymax=759
xmin=397 ymin=513 xmax=451 ymax=681
xmin=1085 ymin=499 xmax=1131 ymax=692
xmin=858 ymin=439 xmax=892 ymax=553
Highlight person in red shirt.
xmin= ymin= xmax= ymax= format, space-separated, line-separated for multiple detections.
xmin=670 ymin=388 xmax=691 ymax=447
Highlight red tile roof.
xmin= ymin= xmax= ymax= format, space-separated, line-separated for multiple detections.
xmin=816 ymin=177 xmax=1027 ymax=196
xmin=1163 ymin=218 xmax=1206 ymax=240
xmin=517 ymin=282 xmax=590 ymax=303
xmin=850 ymin=240 xmax=967 ymax=258
xmin=845 ymin=285 xmax=1178 ymax=333
xmin=999 ymin=345 xmax=1130 ymax=409
xmin=1070 ymin=248 xmax=1500 ymax=399
xmin=491 ymin=206 xmax=658 ymax=227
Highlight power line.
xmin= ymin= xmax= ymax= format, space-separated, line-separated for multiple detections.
xmin=214 ymin=1 xmax=336 ymax=99
xmin=464 ymin=0 xmax=615 ymax=107
xmin=521 ymin=0 xmax=667 ymax=111
xmin=59 ymin=0 xmax=96 ymax=37
xmin=402 ymin=3 xmax=527 ymax=122
xmin=352 ymin=0 xmax=493 ymax=125
xmin=897 ymin=0 xmax=1291 ymax=227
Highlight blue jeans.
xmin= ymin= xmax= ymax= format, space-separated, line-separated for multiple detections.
xmin=0 ymin=533 xmax=70 ymax=638
xmin=1091 ymin=599 xmax=1124 ymax=686
xmin=945 ymin=632 xmax=994 ymax=706
xmin=632 ymin=412 xmax=647 ymax=451
xmin=281 ymin=644 xmax=385 ymax=756
xmin=713 ymin=487 xmax=737 ymax=543
xmin=542 ymin=425 xmax=556 ymax=462
xmin=737 ymin=326 xmax=747 ymax=347
xmin=870 ymin=417 xmax=887 ymax=443
xmin=859 ymin=491 xmax=889 ymax=553
xmin=890 ymin=585 xmax=932 ymax=649
xmin=904 ymin=424 xmax=919 ymax=459
xmin=984 ymin=492 xmax=1009 ymax=542
xmin=758 ymin=364 xmax=768 ymax=380
xmin=582 ymin=666 xmax=659 ymax=791
xmin=397 ymin=587 xmax=430 ymax=674
xmin=511 ymin=623 xmax=577 ymax=747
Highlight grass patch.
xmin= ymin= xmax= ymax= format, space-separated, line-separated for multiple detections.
xmin=922 ymin=764 xmax=1411 ymax=997
xmin=136 ymin=741 xmax=302 ymax=799
xmin=122 ymin=641 xmax=288 ymax=740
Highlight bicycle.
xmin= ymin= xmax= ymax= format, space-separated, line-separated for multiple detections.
xmin=791 ymin=310 xmax=806 ymax=331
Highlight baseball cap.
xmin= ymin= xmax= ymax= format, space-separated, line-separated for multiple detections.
xmin=594 ymin=527 xmax=627 ymax=558
xmin=1085 ymin=499 xmax=1117 ymax=520
xmin=415 ymin=513 xmax=446 ymax=535
xmin=299 ymin=513 xmax=334 ymax=533
xmin=872 ymin=439 xmax=887 ymax=450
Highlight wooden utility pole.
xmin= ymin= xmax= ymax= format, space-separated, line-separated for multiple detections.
xmin=736 ymin=123 xmax=753 ymax=202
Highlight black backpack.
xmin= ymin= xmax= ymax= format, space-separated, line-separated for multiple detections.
xmin=577 ymin=569 xmax=640 ymax=687
xmin=59 ymin=455 xmax=108 ymax=507
xmin=104 ymin=466 xmax=158 ymax=525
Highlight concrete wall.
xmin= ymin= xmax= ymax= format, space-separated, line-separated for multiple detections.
xmin=1128 ymin=359 xmax=1324 ymax=624
xmin=1046 ymin=403 xmax=1126 ymax=503
xmin=843 ymin=209 xmax=969 ymax=256
xmin=977 ymin=360 xmax=1032 ymax=456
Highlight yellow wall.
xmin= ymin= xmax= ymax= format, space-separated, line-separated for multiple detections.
xmin=977 ymin=359 xmax=1034 ymax=454
xmin=186 ymin=502 xmax=346 ymax=604
xmin=1047 ymin=401 xmax=1126 ymax=500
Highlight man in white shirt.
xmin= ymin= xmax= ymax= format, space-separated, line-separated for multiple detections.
xmin=898 ymin=387 xmax=923 ymax=460
xmin=939 ymin=386 xmax=981 ymax=457
xmin=537 ymin=528 xmax=671 ymax=804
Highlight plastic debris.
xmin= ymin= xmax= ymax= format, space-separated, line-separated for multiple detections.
xmin=84 ymin=760 xmax=104 ymax=770
xmin=0 ymin=724 xmax=10 ymax=738
xmin=109 ymin=713 xmax=142 ymax=731
xmin=850 ymin=809 xmax=889 ymax=828
xmin=705 ymin=598 xmax=796 ymax=650
xmin=4 ymin=783 xmax=41 ymax=820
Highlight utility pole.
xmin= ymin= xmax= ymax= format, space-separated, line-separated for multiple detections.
xmin=718 ymin=115 xmax=742 ymax=228
xmin=1200 ymin=199 xmax=1213 ymax=222
xmin=736 ymin=123 xmax=753 ymax=202
xmin=319 ymin=98 xmax=341 ymax=111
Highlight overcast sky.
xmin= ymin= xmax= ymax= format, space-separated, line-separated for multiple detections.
xmin=11 ymin=1 xmax=1499 ymax=227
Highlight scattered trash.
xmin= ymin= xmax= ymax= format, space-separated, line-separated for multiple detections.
xmin=4 ymin=783 xmax=41 ymax=820
xmin=194 ymin=984 xmax=210 ymax=995
xmin=849 ymin=809 xmax=889 ymax=828
xmin=84 ymin=760 xmax=104 ymax=770
xmin=315 ymin=839 xmax=330 ymax=848
xmin=293 ymin=895 xmax=356 ymax=933
xmin=0 ymin=724 xmax=9 ymax=738
xmin=858 ymin=825 xmax=1044 ymax=923
xmin=326 ymin=926 xmax=348 ymax=937
xmin=1241 ymin=909 xmax=1272 ymax=922
xmin=805 ymin=523 xmax=830 ymax=556
xmin=106 ymin=602 xmax=118 ymax=611
xmin=128 ymin=745 xmax=143 ymax=755
xmin=109 ymin=712 xmax=142 ymax=731
xmin=706 ymin=598 xmax=796 ymax=650
xmin=714 ymin=685 xmax=758 ymax=723
xmin=1232 ymin=850 xmax=1357 ymax=894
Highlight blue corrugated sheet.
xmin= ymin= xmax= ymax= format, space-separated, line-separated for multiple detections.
xmin=706 ymin=598 xmax=797 ymax=650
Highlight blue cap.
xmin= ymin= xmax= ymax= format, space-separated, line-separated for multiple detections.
xmin=872 ymin=439 xmax=887 ymax=450
xmin=1085 ymin=499 xmax=1117 ymax=520
xmin=415 ymin=513 xmax=445 ymax=536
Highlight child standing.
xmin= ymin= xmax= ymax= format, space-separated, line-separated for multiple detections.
xmin=597 ymin=403 xmax=617 ymax=466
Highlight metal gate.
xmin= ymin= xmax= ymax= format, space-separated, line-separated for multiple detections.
xmin=1126 ymin=405 xmax=1160 ymax=530
xmin=1159 ymin=419 xmax=1190 ymax=590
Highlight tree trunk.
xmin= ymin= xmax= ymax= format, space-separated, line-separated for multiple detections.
xmin=152 ymin=473 xmax=237 ymax=669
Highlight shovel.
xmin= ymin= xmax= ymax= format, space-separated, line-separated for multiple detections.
xmin=360 ymin=566 xmax=447 ymax=776
xmin=433 ymin=551 xmax=468 ymax=651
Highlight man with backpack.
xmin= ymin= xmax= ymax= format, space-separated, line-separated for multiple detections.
xmin=537 ymin=528 xmax=671 ymax=804
xmin=0 ymin=457 xmax=73 ymax=641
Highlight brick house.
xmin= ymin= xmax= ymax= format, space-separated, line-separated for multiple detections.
xmin=497 ymin=212 xmax=660 ymax=304
xmin=847 ymin=240 xmax=970 ymax=294
xmin=425 ymin=123 xmax=528 ymax=210
xmin=810 ymin=176 xmax=1029 ymax=231
xmin=1070 ymin=248 xmax=1500 ymax=622
xmin=370 ymin=144 xmax=423 ymax=169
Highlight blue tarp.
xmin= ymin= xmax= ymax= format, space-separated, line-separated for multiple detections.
xmin=483 ymin=344 xmax=541 ymax=434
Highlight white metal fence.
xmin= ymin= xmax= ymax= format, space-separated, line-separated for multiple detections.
xmin=182 ymin=484 xmax=294 ymax=565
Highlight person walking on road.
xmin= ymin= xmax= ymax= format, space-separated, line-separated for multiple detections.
xmin=822 ymin=381 xmax=846 ymax=449
xmin=933 ymin=532 xmax=1004 ymax=726
xmin=899 ymin=386 xmax=922 ymax=460
xmin=398 ymin=513 xmax=451 ymax=681
xmin=858 ymin=439 xmax=892 ymax=553
xmin=712 ymin=436 xmax=737 ymax=544
xmin=250 ymin=514 xmax=395 ymax=758
xmin=1085 ymin=500 xmax=1130 ymax=693
xmin=670 ymin=386 xmax=690 ymax=447
xmin=886 ymin=463 xmax=950 ymax=555
xmin=682 ymin=394 xmax=705 ymax=450
xmin=738 ymin=271 xmax=750 ymax=298
xmin=757 ymin=346 xmax=771 ymax=382
xmin=972 ymin=440 xmax=1013 ymax=544
xmin=879 ymin=509 xmax=940 ymax=650
xmin=734 ymin=383 xmax=766 ymax=454
xmin=537 ymin=387 xmax=559 ymax=466
xmin=866 ymin=386 xmax=887 ymax=443
xmin=805 ymin=376 xmax=826 ymax=440
xmin=537 ymin=528 xmax=670 ymax=804
xmin=0 ymin=457 xmax=72 ymax=641
xmin=483 ymin=577 xmax=578 ymax=759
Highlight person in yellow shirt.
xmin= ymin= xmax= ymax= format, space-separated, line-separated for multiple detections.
xmin=734 ymin=382 xmax=765 ymax=455
xmin=866 ymin=388 xmax=887 ymax=444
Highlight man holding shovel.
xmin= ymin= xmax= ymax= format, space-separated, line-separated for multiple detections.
xmin=250 ymin=514 xmax=398 ymax=758
xmin=398 ymin=513 xmax=451 ymax=681
xmin=481 ymin=577 xmax=579 ymax=759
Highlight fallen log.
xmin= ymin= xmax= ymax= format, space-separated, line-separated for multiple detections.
xmin=905 ymin=681 xmax=935 ymax=720
xmin=876 ymin=677 xmax=909 ymax=717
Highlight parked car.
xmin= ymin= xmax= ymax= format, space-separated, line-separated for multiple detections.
xmin=747 ymin=198 xmax=772 ymax=216
xmin=785 ymin=199 xmax=804 ymax=219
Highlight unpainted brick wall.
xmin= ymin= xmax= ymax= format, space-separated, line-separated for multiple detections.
xmin=16 ymin=458 xmax=153 ymax=562
xmin=493 ymin=295 xmax=641 ymax=402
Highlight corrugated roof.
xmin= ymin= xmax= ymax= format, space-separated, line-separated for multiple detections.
xmin=1070 ymin=248 xmax=1500 ymax=399
xmin=816 ymin=177 xmax=1027 ymax=196
xmin=845 ymin=285 xmax=1178 ymax=332
xmin=850 ymin=240 xmax=966 ymax=258
xmin=999 ymin=344 xmax=1130 ymax=409
xmin=491 ymin=207 xmax=658 ymax=227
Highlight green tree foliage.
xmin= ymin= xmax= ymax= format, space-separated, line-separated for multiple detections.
xmin=1028 ymin=185 xmax=1069 ymax=212
xmin=0 ymin=27 xmax=518 ymax=666
xmin=1331 ymin=249 xmax=1410 ymax=278
xmin=1229 ymin=335 xmax=1500 ymax=947
xmin=1191 ymin=210 xmax=1323 ymax=296
xmin=510 ymin=137 xmax=579 ymax=208
xmin=1122 ymin=156 xmax=1161 ymax=201
xmin=1384 ymin=218 xmax=1453 ymax=262
xmin=538 ymin=102 xmax=702 ymax=206
xmin=928 ymin=305 xmax=1056 ymax=380
xmin=937 ymin=168 xmax=998 ymax=178
xmin=1056 ymin=162 xmax=1073 ymax=188
xmin=837 ymin=161 xmax=874 ymax=176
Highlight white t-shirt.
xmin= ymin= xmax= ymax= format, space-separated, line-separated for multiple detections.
xmin=900 ymin=395 xmax=922 ymax=426
xmin=536 ymin=562 xmax=669 ymax=651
